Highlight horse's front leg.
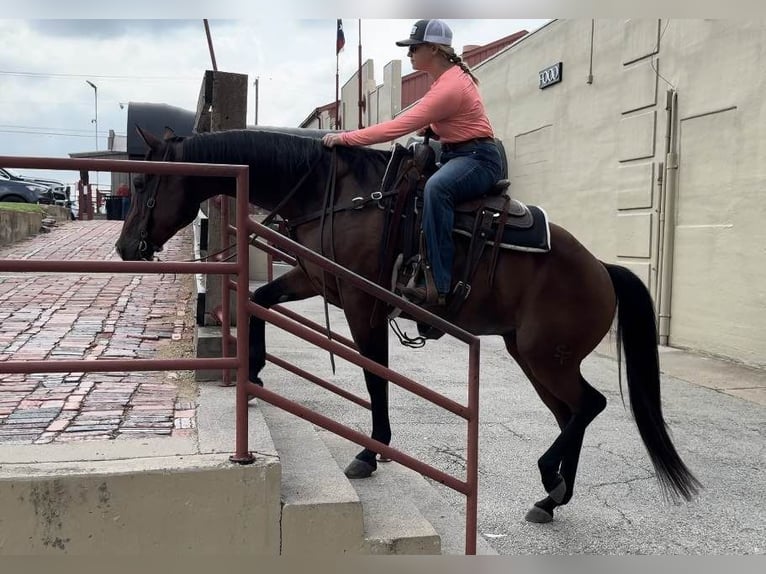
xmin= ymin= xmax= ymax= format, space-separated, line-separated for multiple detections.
xmin=341 ymin=300 xmax=391 ymax=479
xmin=249 ymin=266 xmax=317 ymax=386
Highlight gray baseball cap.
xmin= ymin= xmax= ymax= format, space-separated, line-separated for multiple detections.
xmin=395 ymin=19 xmax=453 ymax=47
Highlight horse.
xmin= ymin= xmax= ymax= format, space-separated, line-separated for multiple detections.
xmin=115 ymin=126 xmax=701 ymax=523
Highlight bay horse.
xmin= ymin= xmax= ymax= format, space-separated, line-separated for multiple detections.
xmin=115 ymin=126 xmax=700 ymax=523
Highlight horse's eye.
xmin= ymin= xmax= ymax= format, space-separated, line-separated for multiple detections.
xmin=133 ymin=176 xmax=144 ymax=191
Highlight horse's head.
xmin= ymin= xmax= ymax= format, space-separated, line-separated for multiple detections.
xmin=115 ymin=126 xmax=200 ymax=261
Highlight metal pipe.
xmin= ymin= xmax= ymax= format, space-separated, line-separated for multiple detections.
xmin=0 ymin=155 xmax=248 ymax=178
xmin=220 ymin=193 xmax=232 ymax=387
xmin=250 ymin=237 xmax=297 ymax=267
xmin=358 ymin=19 xmax=363 ymax=129
xmin=0 ymin=259 xmax=237 ymax=275
xmin=87 ymin=183 xmax=94 ymax=219
xmin=253 ymin=77 xmax=259 ymax=125
xmin=0 ymin=357 xmax=238 ymax=375
xmin=203 ymin=19 xmax=218 ymax=71
xmin=654 ymin=160 xmax=665 ymax=301
xmin=248 ymin=301 xmax=470 ymax=419
xmin=658 ymin=90 xmax=679 ymax=345
xmin=85 ymin=80 xmax=98 ymax=151
xmin=249 ymin=383 xmax=470 ymax=496
xmin=465 ymin=342 xmax=481 ymax=555
xmin=222 ymin=281 xmax=357 ymax=349
xmin=265 ymin=353 xmax=371 ymax=410
xmin=272 ymin=304 xmax=358 ymax=350
xmin=232 ymin=169 xmax=254 ymax=463
xmin=247 ymin=219 xmax=478 ymax=344
xmin=587 ymin=20 xmax=595 ymax=84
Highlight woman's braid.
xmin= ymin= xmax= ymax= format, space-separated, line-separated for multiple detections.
xmin=437 ymin=45 xmax=479 ymax=84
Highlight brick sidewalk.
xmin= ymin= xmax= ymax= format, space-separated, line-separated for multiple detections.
xmin=0 ymin=220 xmax=197 ymax=445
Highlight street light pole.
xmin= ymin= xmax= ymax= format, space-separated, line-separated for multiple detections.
xmin=254 ymin=77 xmax=259 ymax=125
xmin=85 ymin=80 xmax=98 ymax=151
xmin=86 ymin=80 xmax=99 ymax=193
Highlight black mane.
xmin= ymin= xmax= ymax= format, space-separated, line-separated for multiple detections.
xmin=180 ymin=129 xmax=391 ymax=194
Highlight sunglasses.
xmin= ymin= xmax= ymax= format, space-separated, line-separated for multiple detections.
xmin=407 ymin=44 xmax=427 ymax=56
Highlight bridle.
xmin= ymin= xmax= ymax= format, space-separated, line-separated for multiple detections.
xmin=135 ymin=143 xmax=173 ymax=260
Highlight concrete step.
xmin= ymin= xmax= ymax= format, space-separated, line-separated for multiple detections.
xmin=317 ymin=430 xmax=442 ymax=555
xmin=318 ymin=430 xmax=497 ymax=555
xmin=258 ymin=402 xmax=365 ymax=555
xmin=259 ymin=402 xmax=450 ymax=555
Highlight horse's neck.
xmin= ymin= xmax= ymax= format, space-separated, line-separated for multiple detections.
xmin=184 ymin=136 xmax=319 ymax=215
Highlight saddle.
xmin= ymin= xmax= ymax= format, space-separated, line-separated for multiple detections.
xmin=378 ymin=141 xmax=550 ymax=327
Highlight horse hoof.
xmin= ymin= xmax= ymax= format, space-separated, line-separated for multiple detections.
xmin=377 ymin=454 xmax=392 ymax=463
xmin=250 ymin=377 xmax=264 ymax=387
xmin=247 ymin=377 xmax=264 ymax=402
xmin=525 ymin=505 xmax=554 ymax=523
xmin=547 ymin=474 xmax=567 ymax=504
xmin=344 ymin=458 xmax=376 ymax=479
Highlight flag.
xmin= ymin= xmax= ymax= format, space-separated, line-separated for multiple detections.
xmin=336 ymin=19 xmax=345 ymax=54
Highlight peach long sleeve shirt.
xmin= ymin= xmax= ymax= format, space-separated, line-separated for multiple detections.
xmin=337 ymin=65 xmax=494 ymax=146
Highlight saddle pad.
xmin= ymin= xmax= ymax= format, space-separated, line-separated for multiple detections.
xmin=453 ymin=205 xmax=551 ymax=253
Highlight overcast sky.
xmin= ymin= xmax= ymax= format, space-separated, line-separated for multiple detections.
xmin=0 ymin=19 xmax=549 ymax=185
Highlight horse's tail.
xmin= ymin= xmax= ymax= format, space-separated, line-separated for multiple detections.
xmin=603 ymin=262 xmax=701 ymax=502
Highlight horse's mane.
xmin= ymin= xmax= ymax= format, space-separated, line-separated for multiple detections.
xmin=180 ymin=129 xmax=391 ymax=191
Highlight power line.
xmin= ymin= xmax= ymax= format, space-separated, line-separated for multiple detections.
xmin=0 ymin=123 xmax=120 ymax=135
xmin=0 ymin=70 xmax=199 ymax=82
xmin=0 ymin=128 xmax=126 ymax=138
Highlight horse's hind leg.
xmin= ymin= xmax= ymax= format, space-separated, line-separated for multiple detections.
xmin=249 ymin=266 xmax=317 ymax=386
xmin=525 ymin=375 xmax=606 ymax=523
xmin=504 ymin=333 xmax=606 ymax=523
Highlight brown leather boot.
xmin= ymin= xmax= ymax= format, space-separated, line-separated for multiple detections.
xmin=401 ymin=284 xmax=447 ymax=307
xmin=401 ymin=284 xmax=427 ymax=304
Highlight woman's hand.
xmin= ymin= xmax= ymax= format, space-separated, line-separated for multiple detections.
xmin=322 ymin=133 xmax=344 ymax=148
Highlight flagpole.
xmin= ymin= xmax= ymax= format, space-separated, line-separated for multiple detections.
xmin=335 ymin=52 xmax=340 ymax=129
xmin=335 ymin=19 xmax=344 ymax=130
xmin=358 ymin=19 xmax=363 ymax=129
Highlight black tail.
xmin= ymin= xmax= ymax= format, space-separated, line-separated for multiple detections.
xmin=604 ymin=263 xmax=701 ymax=502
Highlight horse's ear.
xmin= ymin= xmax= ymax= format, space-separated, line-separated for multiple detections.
xmin=135 ymin=124 xmax=162 ymax=151
xmin=162 ymin=126 xmax=177 ymax=141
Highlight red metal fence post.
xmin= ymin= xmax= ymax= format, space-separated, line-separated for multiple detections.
xmin=231 ymin=168 xmax=254 ymax=464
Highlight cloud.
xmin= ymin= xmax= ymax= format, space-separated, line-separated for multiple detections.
xmin=26 ymin=19 xmax=207 ymax=39
xmin=0 ymin=18 xmax=549 ymax=182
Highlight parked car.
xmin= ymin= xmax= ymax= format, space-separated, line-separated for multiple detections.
xmin=0 ymin=167 xmax=64 ymax=189
xmin=0 ymin=178 xmax=52 ymax=203
xmin=0 ymin=167 xmax=61 ymax=204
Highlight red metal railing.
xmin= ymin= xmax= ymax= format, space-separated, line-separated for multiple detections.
xmin=0 ymin=154 xmax=482 ymax=554
xmin=0 ymin=155 xmax=252 ymax=468
xmin=230 ymin=199 xmax=482 ymax=554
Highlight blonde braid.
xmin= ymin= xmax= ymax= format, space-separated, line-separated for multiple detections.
xmin=436 ymin=45 xmax=479 ymax=84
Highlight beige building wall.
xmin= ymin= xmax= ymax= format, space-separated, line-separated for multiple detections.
xmin=474 ymin=19 xmax=766 ymax=367
xmin=318 ymin=20 xmax=765 ymax=366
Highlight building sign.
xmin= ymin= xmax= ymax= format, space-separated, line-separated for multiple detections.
xmin=539 ymin=62 xmax=563 ymax=89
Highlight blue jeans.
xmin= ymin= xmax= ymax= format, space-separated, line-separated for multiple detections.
xmin=422 ymin=140 xmax=503 ymax=294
